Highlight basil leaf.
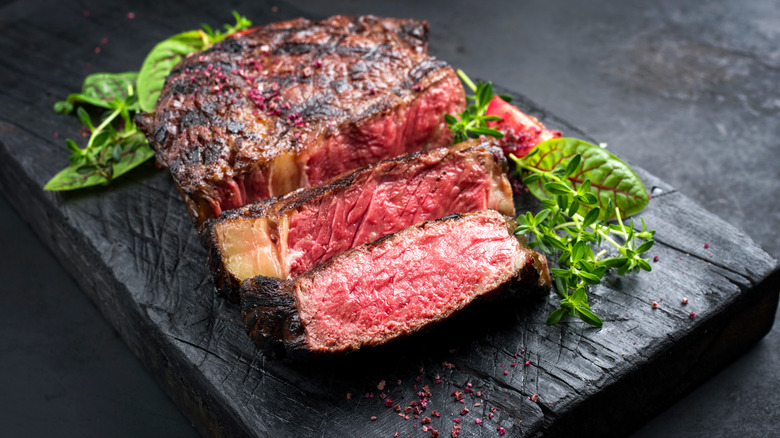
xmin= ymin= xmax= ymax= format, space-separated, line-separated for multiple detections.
xmin=81 ymin=72 xmax=138 ymax=104
xmin=137 ymin=30 xmax=206 ymax=113
xmin=44 ymin=163 xmax=109 ymax=191
xmin=523 ymin=138 xmax=650 ymax=218
xmin=111 ymin=133 xmax=155 ymax=179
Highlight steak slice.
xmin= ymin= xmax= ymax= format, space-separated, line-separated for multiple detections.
xmin=241 ymin=210 xmax=550 ymax=354
xmin=207 ymin=140 xmax=515 ymax=301
xmin=136 ymin=15 xmax=465 ymax=231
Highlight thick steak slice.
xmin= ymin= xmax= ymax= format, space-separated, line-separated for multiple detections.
xmin=207 ymin=141 xmax=515 ymax=301
xmin=137 ymin=15 xmax=465 ymax=231
xmin=241 ymin=210 xmax=550 ymax=354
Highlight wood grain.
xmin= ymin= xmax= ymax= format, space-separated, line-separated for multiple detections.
xmin=0 ymin=1 xmax=776 ymax=437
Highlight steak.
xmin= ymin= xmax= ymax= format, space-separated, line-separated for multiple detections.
xmin=136 ymin=15 xmax=465 ymax=231
xmin=241 ymin=210 xmax=550 ymax=354
xmin=207 ymin=140 xmax=515 ymax=301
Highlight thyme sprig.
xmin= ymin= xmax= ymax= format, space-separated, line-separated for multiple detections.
xmin=444 ymin=69 xmax=507 ymax=143
xmin=512 ymin=149 xmax=655 ymax=327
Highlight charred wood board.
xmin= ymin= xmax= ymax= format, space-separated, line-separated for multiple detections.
xmin=0 ymin=1 xmax=777 ymax=437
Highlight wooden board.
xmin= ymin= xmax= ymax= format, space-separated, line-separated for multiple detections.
xmin=0 ymin=1 xmax=777 ymax=437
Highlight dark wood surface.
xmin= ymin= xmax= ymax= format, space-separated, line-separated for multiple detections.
xmin=1 ymin=1 xmax=778 ymax=437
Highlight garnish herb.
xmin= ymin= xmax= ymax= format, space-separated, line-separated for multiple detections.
xmin=512 ymin=140 xmax=654 ymax=327
xmin=45 ymin=12 xmax=251 ymax=191
xmin=448 ymin=71 xmax=655 ymax=327
xmin=444 ymin=69 xmax=511 ymax=143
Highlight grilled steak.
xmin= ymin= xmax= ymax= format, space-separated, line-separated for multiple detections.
xmin=137 ymin=15 xmax=465 ymax=231
xmin=241 ymin=210 xmax=550 ymax=354
xmin=207 ymin=140 xmax=515 ymax=301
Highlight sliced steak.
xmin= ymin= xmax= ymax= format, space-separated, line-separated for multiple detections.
xmin=207 ymin=141 xmax=515 ymax=301
xmin=242 ymin=210 xmax=550 ymax=354
xmin=137 ymin=15 xmax=465 ymax=231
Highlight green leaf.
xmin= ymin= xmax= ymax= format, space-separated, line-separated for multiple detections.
xmin=76 ymin=107 xmax=93 ymax=130
xmin=44 ymin=163 xmax=109 ymax=191
xmin=582 ymin=207 xmax=600 ymax=229
xmin=535 ymin=209 xmax=551 ymax=224
xmin=111 ymin=133 xmax=155 ymax=180
xmin=546 ymin=307 xmax=567 ymax=325
xmin=551 ymin=268 xmax=572 ymax=278
xmin=521 ymin=138 xmax=650 ymax=218
xmin=523 ymin=174 xmax=541 ymax=185
xmin=554 ymin=276 xmax=568 ymax=297
xmin=54 ymin=100 xmax=74 ymax=114
xmin=565 ymin=154 xmax=582 ymax=177
xmin=635 ymin=240 xmax=655 ymax=254
xmin=497 ymin=94 xmax=513 ymax=103
xmin=137 ymin=30 xmax=206 ymax=113
xmin=81 ymin=72 xmax=138 ymax=104
xmin=600 ymin=257 xmax=629 ymax=268
xmin=543 ymin=182 xmax=573 ymax=196
xmin=444 ymin=113 xmax=459 ymax=125
xmin=578 ymin=271 xmax=602 ymax=285
xmin=637 ymin=258 xmax=652 ymax=272
xmin=65 ymin=139 xmax=81 ymax=154
xmin=574 ymin=306 xmax=603 ymax=327
xmin=469 ymin=126 xmax=504 ymax=138
xmin=570 ymin=287 xmax=587 ymax=304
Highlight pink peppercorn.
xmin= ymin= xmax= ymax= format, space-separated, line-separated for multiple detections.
xmin=652 ymin=301 xmax=659 ymax=309
xmin=682 ymin=298 xmax=689 ymax=305
xmin=503 ymin=371 xmax=508 ymax=375
xmin=704 ymin=243 xmax=710 ymax=249
xmin=127 ymin=12 xmax=135 ymax=19
xmin=689 ymin=312 xmax=696 ymax=319
xmin=475 ymin=419 xmax=482 ymax=424
xmin=525 ymin=361 xmax=530 ymax=366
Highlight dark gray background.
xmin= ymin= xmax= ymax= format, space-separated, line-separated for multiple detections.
xmin=1 ymin=0 xmax=777 ymax=436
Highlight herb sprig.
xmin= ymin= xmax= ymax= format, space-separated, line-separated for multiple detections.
xmin=45 ymin=12 xmax=252 ymax=191
xmin=448 ymin=71 xmax=655 ymax=327
xmin=444 ymin=69 xmax=509 ymax=143
xmin=512 ymin=143 xmax=654 ymax=326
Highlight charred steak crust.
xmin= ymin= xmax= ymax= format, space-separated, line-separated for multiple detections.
xmin=206 ymin=141 xmax=515 ymax=302
xmin=240 ymin=210 xmax=550 ymax=354
xmin=137 ymin=15 xmax=465 ymax=230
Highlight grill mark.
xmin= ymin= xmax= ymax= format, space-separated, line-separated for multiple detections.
xmin=408 ymin=57 xmax=448 ymax=83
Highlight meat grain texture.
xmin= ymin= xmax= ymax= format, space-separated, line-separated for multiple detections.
xmin=137 ymin=15 xmax=465 ymax=231
xmin=242 ymin=210 xmax=551 ymax=354
xmin=207 ymin=140 xmax=515 ymax=301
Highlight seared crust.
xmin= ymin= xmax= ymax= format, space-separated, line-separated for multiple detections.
xmin=138 ymin=15 xmax=464 ymax=230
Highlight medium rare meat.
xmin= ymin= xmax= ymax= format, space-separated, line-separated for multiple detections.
xmin=207 ymin=141 xmax=515 ymax=301
xmin=136 ymin=15 xmax=465 ymax=230
xmin=241 ymin=210 xmax=550 ymax=353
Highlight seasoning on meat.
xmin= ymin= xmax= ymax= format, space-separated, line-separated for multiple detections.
xmin=137 ymin=15 xmax=465 ymax=231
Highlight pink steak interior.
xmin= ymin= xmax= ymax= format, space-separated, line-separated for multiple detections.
xmin=294 ymin=211 xmax=522 ymax=351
